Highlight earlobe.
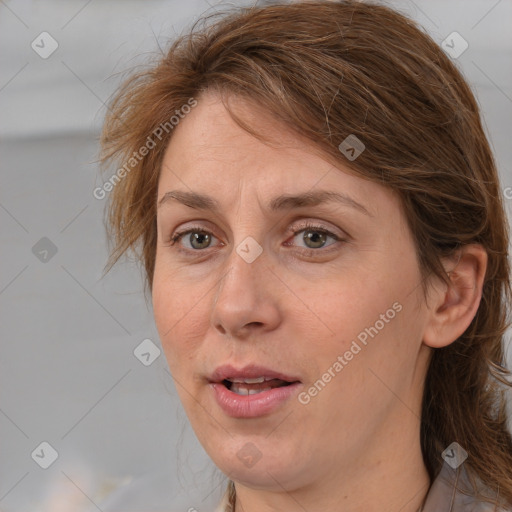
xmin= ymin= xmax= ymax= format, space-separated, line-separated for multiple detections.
xmin=423 ymin=244 xmax=487 ymax=349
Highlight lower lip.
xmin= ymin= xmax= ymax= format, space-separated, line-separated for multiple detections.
xmin=209 ymin=382 xmax=302 ymax=418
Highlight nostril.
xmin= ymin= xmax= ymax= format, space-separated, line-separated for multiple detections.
xmin=215 ymin=324 xmax=227 ymax=335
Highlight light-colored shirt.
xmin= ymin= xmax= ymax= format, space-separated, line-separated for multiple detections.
xmin=214 ymin=461 xmax=512 ymax=512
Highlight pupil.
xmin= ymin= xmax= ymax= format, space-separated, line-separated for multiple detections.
xmin=304 ymin=230 xmax=326 ymax=249
xmin=190 ymin=232 xmax=210 ymax=249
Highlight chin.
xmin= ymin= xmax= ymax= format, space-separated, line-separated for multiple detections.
xmin=210 ymin=440 xmax=309 ymax=491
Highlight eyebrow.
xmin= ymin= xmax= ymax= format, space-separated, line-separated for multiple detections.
xmin=157 ymin=189 xmax=372 ymax=217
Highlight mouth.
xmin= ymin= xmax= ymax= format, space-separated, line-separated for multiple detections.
xmin=207 ymin=364 xmax=302 ymax=417
xmin=209 ymin=364 xmax=301 ymax=391
xmin=221 ymin=376 xmax=297 ymax=396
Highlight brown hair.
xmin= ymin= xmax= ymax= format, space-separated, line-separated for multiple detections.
xmin=100 ymin=0 xmax=512 ymax=506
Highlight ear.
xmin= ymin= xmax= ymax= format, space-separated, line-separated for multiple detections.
xmin=423 ymin=244 xmax=488 ymax=349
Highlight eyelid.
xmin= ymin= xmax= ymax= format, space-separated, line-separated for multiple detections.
xmin=167 ymin=224 xmax=221 ymax=247
xmin=166 ymin=220 xmax=347 ymax=253
xmin=284 ymin=219 xmax=345 ymax=240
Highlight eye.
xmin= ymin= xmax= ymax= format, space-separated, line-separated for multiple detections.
xmin=166 ymin=222 xmax=344 ymax=254
xmin=286 ymin=222 xmax=342 ymax=251
xmin=168 ymin=226 xmax=220 ymax=251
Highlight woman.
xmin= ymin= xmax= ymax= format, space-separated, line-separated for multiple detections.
xmin=100 ymin=1 xmax=512 ymax=511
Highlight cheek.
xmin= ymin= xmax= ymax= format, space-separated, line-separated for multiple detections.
xmin=302 ymin=255 xmax=421 ymax=375
xmin=295 ymin=270 xmax=398 ymax=343
xmin=152 ymin=269 xmax=206 ymax=372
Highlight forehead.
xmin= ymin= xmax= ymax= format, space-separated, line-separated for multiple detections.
xmin=161 ymin=93 xmax=348 ymax=186
xmin=160 ymin=92 xmax=318 ymax=178
xmin=157 ymin=90 xmax=397 ymax=220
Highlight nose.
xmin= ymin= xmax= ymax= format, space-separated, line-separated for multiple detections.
xmin=210 ymin=245 xmax=282 ymax=339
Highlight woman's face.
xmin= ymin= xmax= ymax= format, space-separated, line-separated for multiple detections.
xmin=153 ymin=91 xmax=433 ymax=491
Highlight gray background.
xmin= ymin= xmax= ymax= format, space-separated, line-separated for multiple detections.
xmin=1 ymin=1 xmax=511 ymax=511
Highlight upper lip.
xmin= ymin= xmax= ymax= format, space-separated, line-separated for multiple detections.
xmin=208 ymin=364 xmax=301 ymax=384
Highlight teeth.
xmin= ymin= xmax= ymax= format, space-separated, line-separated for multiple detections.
xmin=230 ymin=384 xmax=272 ymax=395
xmin=229 ymin=376 xmax=266 ymax=384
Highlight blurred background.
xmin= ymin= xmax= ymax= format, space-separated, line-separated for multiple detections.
xmin=1 ymin=0 xmax=511 ymax=511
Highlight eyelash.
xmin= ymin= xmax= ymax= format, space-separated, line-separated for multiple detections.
xmin=166 ymin=222 xmax=344 ymax=256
